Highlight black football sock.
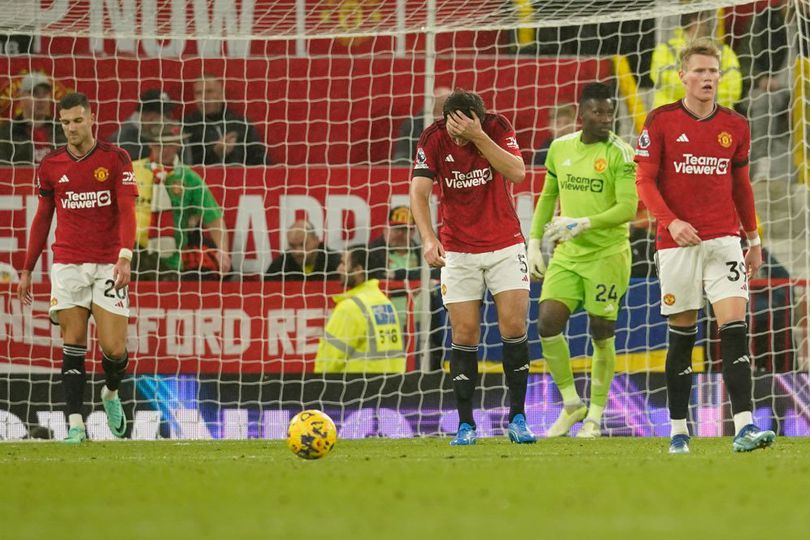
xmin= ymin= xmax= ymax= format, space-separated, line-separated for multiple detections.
xmin=719 ymin=321 xmax=753 ymax=415
xmin=665 ymin=325 xmax=697 ymax=421
xmin=502 ymin=334 xmax=529 ymax=422
xmin=62 ymin=344 xmax=87 ymax=416
xmin=101 ymin=350 xmax=129 ymax=392
xmin=450 ymin=343 xmax=479 ymax=428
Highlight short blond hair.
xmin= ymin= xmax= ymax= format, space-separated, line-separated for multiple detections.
xmin=680 ymin=37 xmax=721 ymax=70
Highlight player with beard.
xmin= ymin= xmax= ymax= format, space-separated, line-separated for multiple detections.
xmin=18 ymin=92 xmax=138 ymax=443
xmin=635 ymin=38 xmax=775 ymax=454
xmin=410 ymin=89 xmax=535 ymax=445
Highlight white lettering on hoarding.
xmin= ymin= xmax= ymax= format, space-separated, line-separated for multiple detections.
xmin=83 ymin=0 xmax=256 ymax=58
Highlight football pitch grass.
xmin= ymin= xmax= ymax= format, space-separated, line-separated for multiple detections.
xmin=1 ymin=437 xmax=808 ymax=540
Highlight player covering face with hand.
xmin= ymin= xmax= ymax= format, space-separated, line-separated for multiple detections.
xmin=635 ymin=38 xmax=775 ymax=454
xmin=528 ymin=83 xmax=638 ymax=438
xmin=410 ymin=89 xmax=536 ymax=445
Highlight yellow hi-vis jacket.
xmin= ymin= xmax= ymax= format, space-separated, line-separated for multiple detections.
xmin=314 ymin=279 xmax=406 ymax=373
xmin=650 ymin=29 xmax=742 ymax=109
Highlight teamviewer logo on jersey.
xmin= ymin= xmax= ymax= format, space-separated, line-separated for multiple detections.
xmin=444 ymin=168 xmax=493 ymax=189
xmin=61 ymin=190 xmax=112 ymax=209
xmin=674 ymin=154 xmax=730 ymax=175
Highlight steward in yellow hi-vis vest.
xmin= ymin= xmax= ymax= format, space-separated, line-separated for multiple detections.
xmin=315 ymin=246 xmax=406 ymax=373
xmin=650 ymin=13 xmax=741 ymax=110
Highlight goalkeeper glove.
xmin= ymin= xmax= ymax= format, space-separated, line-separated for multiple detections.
xmin=544 ymin=217 xmax=591 ymax=243
xmin=527 ymin=238 xmax=546 ymax=279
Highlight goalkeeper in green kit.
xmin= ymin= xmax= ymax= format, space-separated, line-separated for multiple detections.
xmin=528 ymin=83 xmax=638 ymax=438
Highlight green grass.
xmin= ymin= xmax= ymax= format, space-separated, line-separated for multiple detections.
xmin=1 ymin=437 xmax=808 ymax=540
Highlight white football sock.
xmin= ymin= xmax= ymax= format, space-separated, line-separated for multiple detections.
xmin=68 ymin=413 xmax=84 ymax=429
xmin=670 ymin=418 xmax=688 ymax=437
xmin=101 ymin=386 xmax=118 ymax=401
xmin=733 ymin=411 xmax=753 ymax=435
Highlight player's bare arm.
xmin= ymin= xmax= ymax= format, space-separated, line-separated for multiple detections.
xmin=744 ymin=235 xmax=763 ymax=278
xmin=447 ymin=111 xmax=525 ymax=183
xmin=112 ymin=257 xmax=131 ymax=290
xmin=667 ymin=219 xmax=702 ymax=247
xmin=17 ymin=270 xmax=33 ymax=305
xmin=409 ymin=176 xmax=445 ymax=268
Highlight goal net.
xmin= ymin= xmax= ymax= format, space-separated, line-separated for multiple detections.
xmin=1 ymin=0 xmax=808 ymax=441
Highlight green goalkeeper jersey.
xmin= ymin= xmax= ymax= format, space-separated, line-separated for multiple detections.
xmin=530 ymin=130 xmax=638 ymax=262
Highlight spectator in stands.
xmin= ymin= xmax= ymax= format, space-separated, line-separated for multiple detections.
xmin=0 ymin=72 xmax=65 ymax=164
xmin=744 ymin=5 xmax=790 ymax=180
xmin=265 ymin=220 xmax=341 ymax=280
xmin=650 ymin=10 xmax=742 ymax=109
xmin=110 ymin=89 xmax=188 ymax=162
xmin=314 ymin=245 xmax=406 ymax=373
xmin=183 ymin=74 xmax=268 ymax=166
xmin=368 ymin=206 xmax=422 ymax=281
xmin=368 ymin=205 xmax=422 ymax=333
xmin=393 ymin=87 xmax=451 ymax=164
xmin=533 ymin=103 xmax=576 ymax=166
xmin=131 ymin=123 xmax=231 ymax=280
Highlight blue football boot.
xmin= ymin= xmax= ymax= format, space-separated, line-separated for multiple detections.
xmin=669 ymin=434 xmax=690 ymax=454
xmin=450 ymin=422 xmax=477 ymax=446
xmin=733 ymin=424 xmax=776 ymax=453
xmin=507 ymin=414 xmax=537 ymax=444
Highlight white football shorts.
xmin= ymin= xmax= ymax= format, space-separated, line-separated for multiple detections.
xmin=49 ymin=263 xmax=130 ymax=324
xmin=656 ymin=235 xmax=748 ymax=316
xmin=440 ymin=243 xmax=530 ymax=305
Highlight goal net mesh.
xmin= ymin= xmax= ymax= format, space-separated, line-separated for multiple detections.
xmin=0 ymin=0 xmax=808 ymax=440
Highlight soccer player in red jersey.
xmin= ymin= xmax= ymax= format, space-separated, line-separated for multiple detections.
xmin=635 ymin=39 xmax=775 ymax=454
xmin=17 ymin=93 xmax=138 ymax=443
xmin=409 ymin=90 xmax=535 ymax=445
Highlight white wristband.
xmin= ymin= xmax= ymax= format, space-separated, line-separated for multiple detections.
xmin=118 ymin=248 xmax=133 ymax=261
xmin=747 ymin=236 xmax=761 ymax=247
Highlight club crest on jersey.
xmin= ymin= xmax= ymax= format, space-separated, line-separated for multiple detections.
xmin=717 ymin=131 xmax=733 ymax=148
xmin=638 ymin=129 xmax=651 ymax=149
xmin=594 ymin=158 xmax=607 ymax=173
xmin=94 ymin=167 xmax=109 ymax=182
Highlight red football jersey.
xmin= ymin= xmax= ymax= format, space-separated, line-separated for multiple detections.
xmin=413 ymin=113 xmax=524 ymax=253
xmin=634 ymin=102 xmax=751 ymax=249
xmin=37 ymin=141 xmax=137 ymax=265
